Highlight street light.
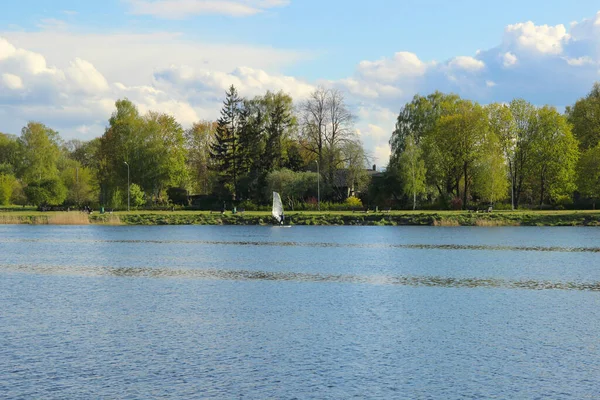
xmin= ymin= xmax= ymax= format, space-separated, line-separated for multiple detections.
xmin=315 ymin=160 xmax=320 ymax=211
xmin=124 ymin=161 xmax=130 ymax=211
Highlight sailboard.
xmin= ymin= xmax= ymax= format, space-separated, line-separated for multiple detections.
xmin=272 ymin=192 xmax=290 ymax=227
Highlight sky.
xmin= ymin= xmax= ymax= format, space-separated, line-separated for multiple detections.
xmin=1 ymin=0 xmax=600 ymax=165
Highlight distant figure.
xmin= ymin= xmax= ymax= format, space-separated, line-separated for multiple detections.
xmin=280 ymin=213 xmax=285 ymax=226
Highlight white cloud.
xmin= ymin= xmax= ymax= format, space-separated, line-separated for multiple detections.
xmin=486 ymin=80 xmax=496 ymax=87
xmin=503 ymin=52 xmax=518 ymax=67
xmin=127 ymin=0 xmax=290 ymax=19
xmin=569 ymin=11 xmax=600 ymax=40
xmin=564 ymin=56 xmax=595 ymax=66
xmin=1 ymin=73 xmax=23 ymax=90
xmin=1 ymin=31 xmax=309 ymax=86
xmin=448 ymin=56 xmax=485 ymax=71
xmin=504 ymin=21 xmax=569 ymax=55
xmin=373 ymin=145 xmax=391 ymax=168
xmin=0 ymin=36 xmax=205 ymax=138
xmin=357 ymin=52 xmax=428 ymax=82
xmin=66 ymin=58 xmax=110 ymax=94
xmin=154 ymin=64 xmax=315 ymax=101
xmin=355 ymin=105 xmax=396 ymax=166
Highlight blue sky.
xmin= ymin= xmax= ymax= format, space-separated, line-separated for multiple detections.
xmin=2 ymin=1 xmax=600 ymax=164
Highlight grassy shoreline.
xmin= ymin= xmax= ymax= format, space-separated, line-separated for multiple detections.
xmin=2 ymin=209 xmax=600 ymax=226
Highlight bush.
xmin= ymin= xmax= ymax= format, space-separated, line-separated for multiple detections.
xmin=110 ymin=189 xmax=123 ymax=209
xmin=236 ymin=199 xmax=259 ymax=211
xmin=10 ymin=179 xmax=27 ymax=206
xmin=128 ymin=184 xmax=146 ymax=208
xmin=24 ymin=178 xmax=67 ymax=206
xmin=167 ymin=187 xmax=188 ymax=206
xmin=492 ymin=202 xmax=513 ymax=211
xmin=0 ymin=174 xmax=15 ymax=206
xmin=345 ymin=196 xmax=363 ymax=208
xmin=554 ymin=194 xmax=573 ymax=209
xmin=450 ymin=197 xmax=463 ymax=210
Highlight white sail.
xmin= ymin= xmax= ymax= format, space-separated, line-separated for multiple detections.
xmin=272 ymin=192 xmax=284 ymax=223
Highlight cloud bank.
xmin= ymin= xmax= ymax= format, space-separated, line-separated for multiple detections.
xmin=2 ymin=11 xmax=600 ymax=165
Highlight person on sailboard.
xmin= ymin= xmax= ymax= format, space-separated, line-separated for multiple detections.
xmin=280 ymin=212 xmax=285 ymax=225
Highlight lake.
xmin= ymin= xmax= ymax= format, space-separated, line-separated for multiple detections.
xmin=1 ymin=225 xmax=600 ymax=398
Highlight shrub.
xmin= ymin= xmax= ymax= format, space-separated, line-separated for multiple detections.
xmin=167 ymin=187 xmax=188 ymax=206
xmin=128 ymin=183 xmax=146 ymax=208
xmin=0 ymin=174 xmax=15 ymax=205
xmin=345 ymin=196 xmax=363 ymax=208
xmin=24 ymin=178 xmax=67 ymax=206
xmin=237 ymin=200 xmax=258 ymax=211
xmin=492 ymin=202 xmax=513 ymax=211
xmin=450 ymin=197 xmax=463 ymax=210
xmin=555 ymin=194 xmax=573 ymax=209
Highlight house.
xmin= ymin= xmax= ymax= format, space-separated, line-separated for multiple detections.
xmin=333 ymin=165 xmax=384 ymax=200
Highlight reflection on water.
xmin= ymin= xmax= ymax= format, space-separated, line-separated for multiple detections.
xmin=3 ymin=264 xmax=600 ymax=292
xmin=4 ymin=237 xmax=600 ymax=253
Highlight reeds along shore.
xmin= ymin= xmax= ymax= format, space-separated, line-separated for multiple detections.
xmin=1 ymin=211 xmax=600 ymax=226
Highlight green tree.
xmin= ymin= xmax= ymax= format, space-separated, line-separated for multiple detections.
xmin=0 ymin=133 xmax=19 ymax=173
xmin=128 ymin=183 xmax=146 ymax=208
xmin=262 ymin=91 xmax=294 ymax=172
xmin=141 ymin=111 xmax=189 ymax=200
xmin=487 ymin=103 xmax=516 ymax=208
xmin=391 ymin=92 xmax=461 ymax=206
xmin=508 ymin=99 xmax=538 ymax=208
xmin=284 ymin=142 xmax=305 ymax=172
xmin=0 ymin=173 xmax=16 ymax=205
xmin=64 ymin=138 xmax=101 ymax=169
xmin=265 ymin=169 xmax=319 ymax=209
xmin=236 ymin=101 xmax=266 ymax=201
xmin=99 ymin=99 xmax=188 ymax=205
xmin=390 ymin=91 xmax=460 ymax=161
xmin=210 ymin=85 xmax=243 ymax=199
xmin=529 ymin=107 xmax=579 ymax=206
xmin=426 ymin=100 xmax=488 ymax=208
xmin=577 ymin=145 xmax=600 ymax=208
xmin=186 ymin=121 xmax=218 ymax=195
xmin=340 ymin=140 xmax=369 ymax=199
xmin=24 ymin=178 xmax=67 ymax=206
xmin=399 ymin=134 xmax=427 ymax=210
xmin=98 ymin=98 xmax=141 ymax=205
xmin=472 ymin=133 xmax=509 ymax=205
xmin=567 ymin=82 xmax=600 ymax=151
xmin=59 ymin=160 xmax=97 ymax=206
xmin=17 ymin=122 xmax=61 ymax=183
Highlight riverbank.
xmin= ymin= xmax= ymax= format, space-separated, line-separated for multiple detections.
xmin=2 ymin=209 xmax=600 ymax=226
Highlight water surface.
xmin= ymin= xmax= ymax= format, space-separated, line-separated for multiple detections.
xmin=1 ymin=226 xmax=599 ymax=398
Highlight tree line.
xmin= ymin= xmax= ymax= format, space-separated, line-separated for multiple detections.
xmin=381 ymin=83 xmax=600 ymax=210
xmin=0 ymin=86 xmax=369 ymax=209
xmin=2 ymin=82 xmax=600 ymax=211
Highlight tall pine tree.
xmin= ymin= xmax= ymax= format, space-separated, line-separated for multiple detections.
xmin=263 ymin=99 xmax=292 ymax=172
xmin=210 ymin=85 xmax=243 ymax=199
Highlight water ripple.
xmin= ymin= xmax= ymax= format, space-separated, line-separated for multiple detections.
xmin=2 ymin=264 xmax=599 ymax=292
xmin=3 ymin=238 xmax=600 ymax=253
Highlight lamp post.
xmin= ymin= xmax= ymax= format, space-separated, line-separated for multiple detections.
xmin=315 ymin=160 xmax=320 ymax=211
xmin=124 ymin=161 xmax=130 ymax=211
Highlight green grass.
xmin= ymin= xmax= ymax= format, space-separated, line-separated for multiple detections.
xmin=2 ymin=208 xmax=600 ymax=226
